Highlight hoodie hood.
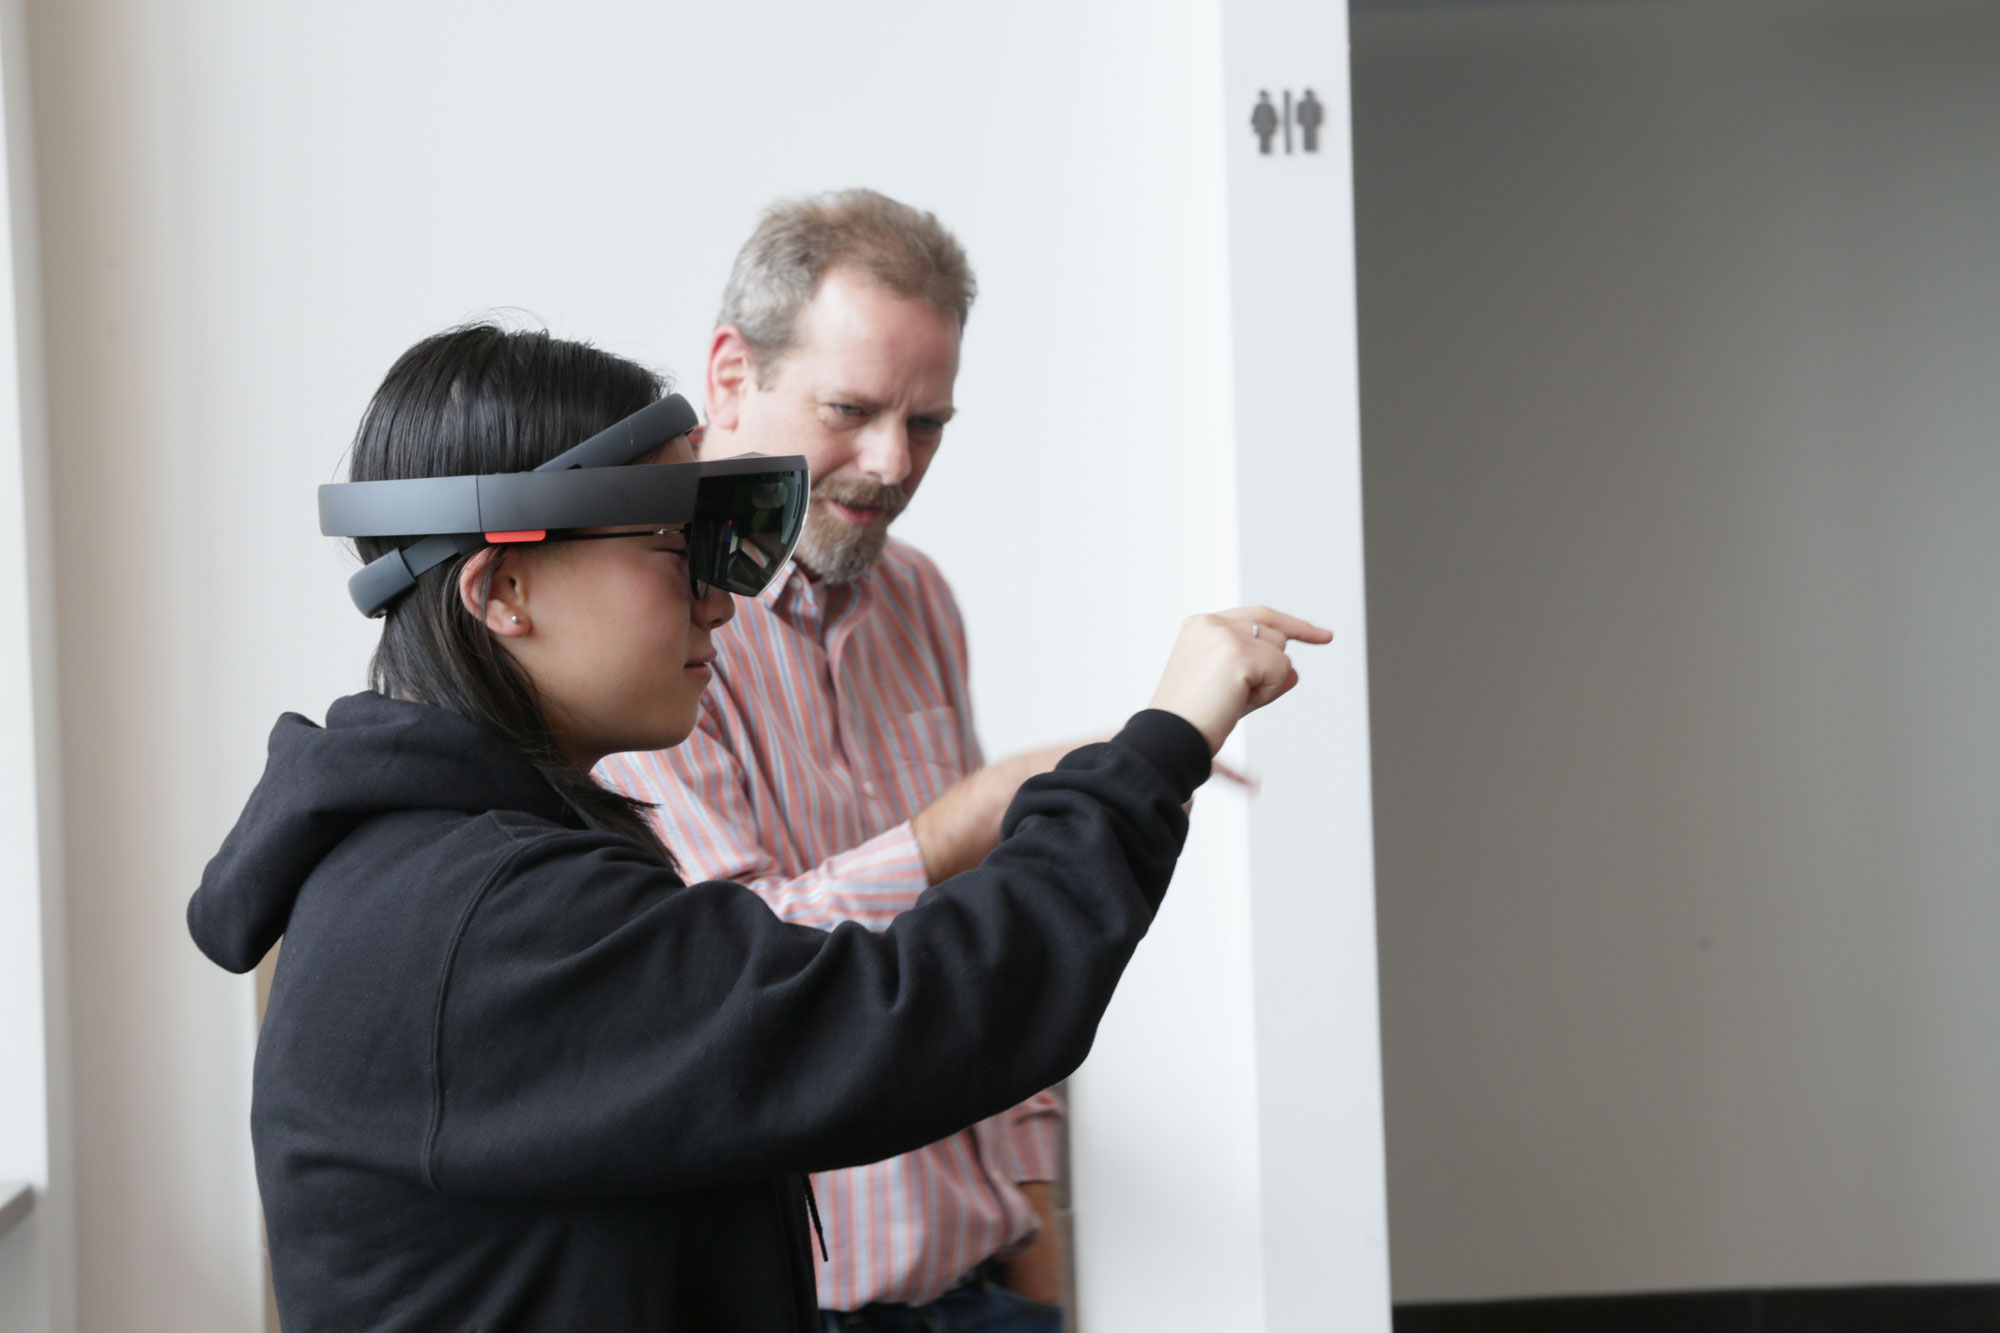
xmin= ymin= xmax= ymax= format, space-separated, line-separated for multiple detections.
xmin=188 ymin=692 xmax=571 ymax=974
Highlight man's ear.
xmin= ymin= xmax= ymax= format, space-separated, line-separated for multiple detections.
xmin=458 ymin=548 xmax=532 ymax=638
xmin=706 ymin=325 xmax=756 ymax=432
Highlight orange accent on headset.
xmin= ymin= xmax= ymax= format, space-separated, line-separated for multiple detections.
xmin=485 ymin=530 xmax=547 ymax=543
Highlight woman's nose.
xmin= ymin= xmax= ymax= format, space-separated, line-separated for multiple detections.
xmin=696 ymin=581 xmax=736 ymax=630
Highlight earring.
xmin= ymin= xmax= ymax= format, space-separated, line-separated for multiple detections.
xmin=509 ymin=615 xmax=520 ymax=624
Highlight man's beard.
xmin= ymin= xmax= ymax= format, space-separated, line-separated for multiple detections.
xmin=791 ymin=480 xmax=910 ymax=584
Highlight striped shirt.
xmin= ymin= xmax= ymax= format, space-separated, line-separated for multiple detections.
xmin=596 ymin=538 xmax=1063 ymax=1310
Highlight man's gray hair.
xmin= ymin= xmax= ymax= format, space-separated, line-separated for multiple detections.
xmin=717 ymin=189 xmax=976 ymax=380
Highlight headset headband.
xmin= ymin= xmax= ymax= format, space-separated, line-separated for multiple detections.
xmin=319 ymin=393 xmax=808 ymax=617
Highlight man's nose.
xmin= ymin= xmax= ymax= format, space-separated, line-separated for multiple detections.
xmin=856 ymin=420 xmax=912 ymax=487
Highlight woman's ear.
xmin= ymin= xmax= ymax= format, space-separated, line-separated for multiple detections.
xmin=459 ymin=548 xmax=531 ymax=637
xmin=706 ymin=325 xmax=753 ymax=431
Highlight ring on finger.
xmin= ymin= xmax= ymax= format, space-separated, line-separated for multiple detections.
xmin=1251 ymin=623 xmax=1261 ymax=640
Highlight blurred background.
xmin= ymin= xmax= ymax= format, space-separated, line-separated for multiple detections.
xmin=1353 ymin=0 xmax=2000 ymax=1318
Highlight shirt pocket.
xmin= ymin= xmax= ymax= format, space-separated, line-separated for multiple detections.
xmin=871 ymin=704 xmax=969 ymax=808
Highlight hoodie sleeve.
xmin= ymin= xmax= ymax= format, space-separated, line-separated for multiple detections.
xmin=422 ymin=709 xmax=1209 ymax=1199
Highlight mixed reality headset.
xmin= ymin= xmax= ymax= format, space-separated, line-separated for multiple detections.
xmin=318 ymin=393 xmax=809 ymax=618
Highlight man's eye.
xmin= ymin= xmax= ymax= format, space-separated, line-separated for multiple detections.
xmin=830 ymin=403 xmax=865 ymax=418
xmin=912 ymin=418 xmax=945 ymax=436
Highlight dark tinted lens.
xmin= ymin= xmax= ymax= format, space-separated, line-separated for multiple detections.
xmin=689 ymin=467 xmax=807 ymax=597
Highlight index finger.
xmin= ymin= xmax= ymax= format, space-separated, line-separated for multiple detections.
xmin=1233 ymin=606 xmax=1334 ymax=646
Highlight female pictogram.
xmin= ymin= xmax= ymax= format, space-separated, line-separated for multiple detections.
xmin=1252 ymin=91 xmax=1280 ymax=155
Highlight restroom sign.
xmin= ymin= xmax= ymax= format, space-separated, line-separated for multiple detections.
xmin=1250 ymin=89 xmax=1324 ymax=155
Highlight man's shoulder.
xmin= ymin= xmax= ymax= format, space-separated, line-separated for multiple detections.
xmin=875 ymin=537 xmax=957 ymax=606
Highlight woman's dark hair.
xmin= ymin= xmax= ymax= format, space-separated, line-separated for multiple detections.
xmin=348 ymin=322 xmax=674 ymax=865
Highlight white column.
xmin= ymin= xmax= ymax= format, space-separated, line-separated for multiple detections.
xmin=1069 ymin=4 xmax=1391 ymax=1328
xmin=1223 ymin=0 xmax=1395 ymax=1326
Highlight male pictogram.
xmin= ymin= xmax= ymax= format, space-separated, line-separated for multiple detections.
xmin=1251 ymin=91 xmax=1279 ymax=155
xmin=1296 ymin=89 xmax=1325 ymax=153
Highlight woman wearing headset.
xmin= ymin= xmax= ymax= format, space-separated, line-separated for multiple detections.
xmin=188 ymin=323 xmax=1328 ymax=1331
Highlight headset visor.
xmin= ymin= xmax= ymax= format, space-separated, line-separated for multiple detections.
xmin=687 ymin=463 xmax=810 ymax=603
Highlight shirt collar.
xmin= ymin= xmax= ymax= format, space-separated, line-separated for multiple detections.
xmin=757 ymin=556 xmax=879 ymax=629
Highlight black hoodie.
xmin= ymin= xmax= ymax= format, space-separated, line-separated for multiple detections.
xmin=189 ymin=691 xmax=1209 ymax=1331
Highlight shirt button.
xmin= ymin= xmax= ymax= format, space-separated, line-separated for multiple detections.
xmin=861 ymin=781 xmax=879 ymax=798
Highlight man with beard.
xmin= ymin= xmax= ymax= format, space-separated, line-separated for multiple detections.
xmin=598 ymin=190 xmax=1080 ymax=1330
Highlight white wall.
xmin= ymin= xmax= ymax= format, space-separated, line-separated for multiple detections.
xmin=1354 ymin=0 xmax=2000 ymax=1303
xmin=0 ymin=0 xmax=71 ymax=1325
xmin=19 ymin=1 xmax=1382 ymax=1329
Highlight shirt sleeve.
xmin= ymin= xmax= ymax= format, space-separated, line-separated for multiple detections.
xmin=1004 ymin=1090 xmax=1065 ymax=1183
xmin=934 ymin=576 xmax=986 ymax=774
xmin=597 ymin=712 xmax=931 ymax=932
